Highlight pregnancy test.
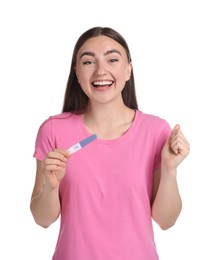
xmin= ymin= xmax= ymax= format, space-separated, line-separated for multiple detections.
xmin=68 ymin=134 xmax=97 ymax=154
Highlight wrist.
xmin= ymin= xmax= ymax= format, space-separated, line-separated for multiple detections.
xmin=161 ymin=163 xmax=177 ymax=178
xmin=42 ymin=183 xmax=59 ymax=195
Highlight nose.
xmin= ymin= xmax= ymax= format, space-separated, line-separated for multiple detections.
xmin=95 ymin=61 xmax=107 ymax=76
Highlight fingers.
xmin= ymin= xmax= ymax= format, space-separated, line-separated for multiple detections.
xmin=49 ymin=149 xmax=70 ymax=159
xmin=169 ymin=124 xmax=190 ymax=157
xmin=43 ymin=149 xmax=70 ymax=171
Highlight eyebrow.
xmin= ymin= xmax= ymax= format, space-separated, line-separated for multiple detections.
xmin=79 ymin=49 xmax=122 ymax=60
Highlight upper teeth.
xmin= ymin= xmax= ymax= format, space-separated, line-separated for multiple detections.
xmin=93 ymin=81 xmax=112 ymax=86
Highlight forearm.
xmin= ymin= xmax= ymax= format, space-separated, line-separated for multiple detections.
xmin=30 ymin=184 xmax=61 ymax=228
xmin=151 ymin=167 xmax=182 ymax=230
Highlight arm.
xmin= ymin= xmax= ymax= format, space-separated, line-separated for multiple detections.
xmin=30 ymin=149 xmax=70 ymax=228
xmin=151 ymin=124 xmax=190 ymax=230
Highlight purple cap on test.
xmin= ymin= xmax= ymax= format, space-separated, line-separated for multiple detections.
xmin=79 ymin=134 xmax=97 ymax=147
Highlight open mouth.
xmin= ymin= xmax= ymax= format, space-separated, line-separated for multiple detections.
xmin=92 ymin=80 xmax=113 ymax=88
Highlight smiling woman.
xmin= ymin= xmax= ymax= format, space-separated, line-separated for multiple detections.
xmin=30 ymin=26 xmax=190 ymax=260
xmin=75 ymin=36 xmax=132 ymax=104
xmin=62 ymin=27 xmax=137 ymax=114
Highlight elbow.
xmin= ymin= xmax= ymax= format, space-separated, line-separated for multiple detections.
xmin=30 ymin=198 xmax=60 ymax=228
xmin=153 ymin=214 xmax=179 ymax=230
xmin=152 ymin=210 xmax=179 ymax=231
xmin=33 ymin=215 xmax=51 ymax=228
xmin=32 ymin=214 xmax=54 ymax=228
xmin=30 ymin=211 xmax=51 ymax=228
xmin=158 ymin=221 xmax=176 ymax=230
xmin=30 ymin=205 xmax=53 ymax=229
xmin=36 ymin=221 xmax=51 ymax=229
xmin=152 ymin=205 xmax=182 ymax=231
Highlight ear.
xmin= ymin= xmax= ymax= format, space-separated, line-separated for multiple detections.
xmin=125 ymin=62 xmax=132 ymax=81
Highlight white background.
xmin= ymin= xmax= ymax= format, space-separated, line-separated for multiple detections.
xmin=0 ymin=0 xmax=209 ymax=259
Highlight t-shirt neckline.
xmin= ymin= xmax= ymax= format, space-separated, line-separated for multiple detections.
xmin=76 ymin=109 xmax=141 ymax=145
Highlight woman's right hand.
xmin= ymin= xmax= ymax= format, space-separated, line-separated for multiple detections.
xmin=42 ymin=149 xmax=70 ymax=190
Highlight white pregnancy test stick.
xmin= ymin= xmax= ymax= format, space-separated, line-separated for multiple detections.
xmin=68 ymin=134 xmax=97 ymax=154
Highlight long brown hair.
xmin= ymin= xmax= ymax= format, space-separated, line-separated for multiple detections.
xmin=62 ymin=27 xmax=138 ymax=113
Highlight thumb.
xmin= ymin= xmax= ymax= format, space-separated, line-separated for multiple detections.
xmin=172 ymin=124 xmax=180 ymax=133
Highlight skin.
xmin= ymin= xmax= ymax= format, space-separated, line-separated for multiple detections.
xmin=30 ymin=36 xmax=190 ymax=229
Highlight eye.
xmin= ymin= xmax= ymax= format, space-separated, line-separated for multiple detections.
xmin=109 ymin=58 xmax=119 ymax=63
xmin=82 ymin=60 xmax=94 ymax=65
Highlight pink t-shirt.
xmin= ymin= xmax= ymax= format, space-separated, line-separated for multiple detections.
xmin=33 ymin=110 xmax=171 ymax=260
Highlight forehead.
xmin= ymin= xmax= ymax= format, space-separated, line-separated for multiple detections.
xmin=77 ymin=36 xmax=126 ymax=56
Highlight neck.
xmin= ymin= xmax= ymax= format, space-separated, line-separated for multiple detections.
xmin=82 ymin=99 xmax=135 ymax=139
xmin=85 ymin=100 xmax=129 ymax=125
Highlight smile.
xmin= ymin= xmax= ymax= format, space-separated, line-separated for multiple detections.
xmin=92 ymin=80 xmax=113 ymax=88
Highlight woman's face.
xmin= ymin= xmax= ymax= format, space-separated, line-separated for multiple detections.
xmin=75 ymin=35 xmax=132 ymax=105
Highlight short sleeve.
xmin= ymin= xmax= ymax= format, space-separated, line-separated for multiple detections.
xmin=33 ymin=117 xmax=55 ymax=160
xmin=154 ymin=120 xmax=171 ymax=169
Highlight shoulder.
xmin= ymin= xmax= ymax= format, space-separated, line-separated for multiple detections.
xmin=136 ymin=110 xmax=170 ymax=130
xmin=136 ymin=110 xmax=171 ymax=154
xmin=49 ymin=112 xmax=75 ymax=121
xmin=40 ymin=112 xmax=77 ymax=126
xmin=37 ymin=112 xmax=78 ymax=134
xmin=134 ymin=110 xmax=171 ymax=143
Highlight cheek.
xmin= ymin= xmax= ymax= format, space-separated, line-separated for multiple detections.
xmin=76 ymin=70 xmax=85 ymax=85
xmin=76 ymin=68 xmax=91 ymax=85
xmin=116 ymin=65 xmax=131 ymax=83
xmin=78 ymin=76 xmax=89 ymax=88
xmin=78 ymin=82 xmax=90 ymax=98
xmin=76 ymin=70 xmax=91 ymax=95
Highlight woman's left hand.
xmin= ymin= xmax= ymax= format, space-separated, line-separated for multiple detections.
xmin=161 ymin=124 xmax=190 ymax=169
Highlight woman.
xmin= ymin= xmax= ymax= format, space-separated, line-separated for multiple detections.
xmin=30 ymin=26 xmax=190 ymax=260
